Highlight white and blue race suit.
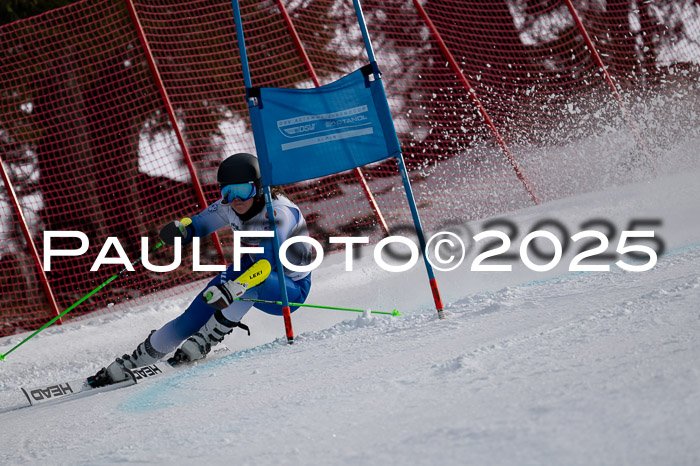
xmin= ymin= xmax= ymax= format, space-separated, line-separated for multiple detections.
xmin=150 ymin=195 xmax=312 ymax=354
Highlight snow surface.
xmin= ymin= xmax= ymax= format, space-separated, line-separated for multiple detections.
xmin=0 ymin=162 xmax=698 ymax=464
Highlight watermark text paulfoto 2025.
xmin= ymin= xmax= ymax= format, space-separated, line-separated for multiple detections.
xmin=42 ymin=217 xmax=664 ymax=274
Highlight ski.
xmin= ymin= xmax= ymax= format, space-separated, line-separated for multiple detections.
xmin=20 ymin=361 xmax=174 ymax=408
xmin=5 ymin=344 xmax=231 ymax=412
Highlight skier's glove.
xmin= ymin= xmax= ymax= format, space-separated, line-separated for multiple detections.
xmin=159 ymin=218 xmax=192 ymax=246
xmin=202 ymin=280 xmax=247 ymax=310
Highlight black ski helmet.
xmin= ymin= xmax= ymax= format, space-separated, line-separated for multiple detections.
xmin=217 ymin=153 xmax=262 ymax=197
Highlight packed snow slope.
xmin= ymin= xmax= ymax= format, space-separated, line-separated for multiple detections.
xmin=1 ymin=167 xmax=699 ymax=465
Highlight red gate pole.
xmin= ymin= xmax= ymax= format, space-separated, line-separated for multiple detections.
xmin=124 ymin=0 xmax=226 ymax=262
xmin=0 ymin=159 xmax=63 ymax=324
xmin=274 ymin=0 xmax=392 ymax=236
xmin=412 ymin=0 xmax=539 ymax=205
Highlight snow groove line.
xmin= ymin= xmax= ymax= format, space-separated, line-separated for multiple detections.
xmin=118 ymin=338 xmax=293 ymax=413
xmin=118 ymin=312 xmax=444 ymax=413
xmin=115 ymin=243 xmax=700 ymax=419
xmin=517 ymin=241 xmax=700 ymax=291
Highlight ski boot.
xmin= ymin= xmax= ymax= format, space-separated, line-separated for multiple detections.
xmin=88 ymin=331 xmax=166 ymax=388
xmin=168 ymin=309 xmax=249 ymax=366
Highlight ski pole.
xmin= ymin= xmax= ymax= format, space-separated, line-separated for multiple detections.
xmin=0 ymin=241 xmax=166 ymax=361
xmin=235 ymin=297 xmax=401 ymax=316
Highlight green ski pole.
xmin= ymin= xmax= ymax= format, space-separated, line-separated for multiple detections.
xmin=235 ymin=297 xmax=401 ymax=316
xmin=0 ymin=241 xmax=166 ymax=361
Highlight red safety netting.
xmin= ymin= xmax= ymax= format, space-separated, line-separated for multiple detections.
xmin=1 ymin=0 xmax=698 ymax=335
xmin=0 ymin=0 xmax=209 ymax=334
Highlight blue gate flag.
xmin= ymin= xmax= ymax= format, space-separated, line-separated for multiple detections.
xmin=248 ymin=65 xmax=401 ymax=186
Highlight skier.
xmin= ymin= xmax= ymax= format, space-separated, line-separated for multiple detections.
xmin=90 ymin=153 xmax=313 ymax=386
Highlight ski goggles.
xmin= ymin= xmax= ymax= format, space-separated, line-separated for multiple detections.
xmin=220 ymin=182 xmax=257 ymax=203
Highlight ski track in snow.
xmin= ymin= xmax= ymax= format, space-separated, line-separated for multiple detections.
xmin=1 ymin=246 xmax=698 ymax=465
xmin=1 ymin=169 xmax=699 ymax=464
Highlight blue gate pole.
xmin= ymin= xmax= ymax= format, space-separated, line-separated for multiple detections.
xmin=231 ymin=0 xmax=252 ymax=89
xmin=232 ymin=0 xmax=295 ymax=341
xmin=352 ymin=0 xmax=381 ymax=79
xmin=396 ymin=154 xmax=445 ymax=319
xmin=353 ymin=0 xmax=445 ymax=318
xmin=262 ymin=186 xmax=295 ymax=343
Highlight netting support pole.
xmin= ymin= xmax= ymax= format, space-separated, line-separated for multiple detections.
xmin=0 ymin=159 xmax=63 ymax=324
xmin=412 ymin=0 xmax=539 ymax=205
xmin=563 ymin=0 xmax=653 ymax=170
xmin=124 ymin=0 xmax=226 ymax=262
xmin=562 ymin=0 xmax=624 ymax=105
xmin=274 ymin=0 xmax=391 ymax=237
